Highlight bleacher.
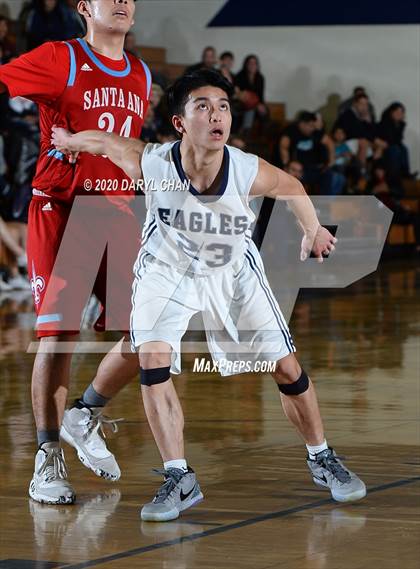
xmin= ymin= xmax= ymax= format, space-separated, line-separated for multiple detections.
xmin=0 ymin=29 xmax=419 ymax=257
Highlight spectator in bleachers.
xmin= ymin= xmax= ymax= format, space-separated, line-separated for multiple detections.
xmin=0 ymin=134 xmax=29 ymax=291
xmin=279 ymin=111 xmax=345 ymax=195
xmin=369 ymin=162 xmax=420 ymax=253
xmin=219 ymin=51 xmax=235 ymax=85
xmin=140 ymin=83 xmax=170 ymax=143
xmin=338 ymin=86 xmax=376 ymax=122
xmin=317 ymin=93 xmax=341 ymax=133
xmin=186 ymin=46 xmax=217 ymax=73
xmin=334 ymin=93 xmax=375 ymax=167
xmin=0 ymin=16 xmax=15 ymax=63
xmin=235 ymin=54 xmax=268 ymax=131
xmin=376 ymin=102 xmax=413 ymax=192
xmin=332 ymin=126 xmax=353 ymax=171
xmin=26 ymin=0 xmax=83 ymax=50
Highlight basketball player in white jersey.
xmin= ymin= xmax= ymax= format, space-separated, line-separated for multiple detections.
xmin=51 ymin=69 xmax=366 ymax=521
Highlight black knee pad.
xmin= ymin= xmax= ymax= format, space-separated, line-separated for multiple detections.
xmin=140 ymin=366 xmax=171 ymax=387
xmin=277 ymin=369 xmax=309 ymax=395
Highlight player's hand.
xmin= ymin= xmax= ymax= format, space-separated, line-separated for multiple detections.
xmin=301 ymin=226 xmax=337 ymax=263
xmin=51 ymin=126 xmax=74 ymax=155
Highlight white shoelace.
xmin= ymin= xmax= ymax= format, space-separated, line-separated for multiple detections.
xmin=38 ymin=448 xmax=68 ymax=482
xmin=84 ymin=411 xmax=124 ymax=442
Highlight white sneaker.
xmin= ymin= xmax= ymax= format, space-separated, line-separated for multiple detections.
xmin=8 ymin=274 xmax=31 ymax=290
xmin=60 ymin=406 xmax=122 ymax=481
xmin=29 ymin=444 xmax=76 ymax=505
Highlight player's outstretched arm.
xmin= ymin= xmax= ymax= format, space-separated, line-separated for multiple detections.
xmin=51 ymin=127 xmax=145 ymax=180
xmin=250 ymin=158 xmax=337 ymax=262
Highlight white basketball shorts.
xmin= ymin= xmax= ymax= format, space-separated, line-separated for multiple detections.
xmin=130 ymin=241 xmax=296 ymax=376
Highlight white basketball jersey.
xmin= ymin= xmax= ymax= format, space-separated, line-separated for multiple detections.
xmin=140 ymin=141 xmax=259 ymax=275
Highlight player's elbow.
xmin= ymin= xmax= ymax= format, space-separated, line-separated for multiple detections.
xmin=121 ymin=156 xmax=141 ymax=181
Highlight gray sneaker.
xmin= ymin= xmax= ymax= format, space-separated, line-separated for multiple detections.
xmin=307 ymin=447 xmax=366 ymax=502
xmin=141 ymin=467 xmax=204 ymax=522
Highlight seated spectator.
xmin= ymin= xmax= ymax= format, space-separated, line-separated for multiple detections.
xmin=317 ymin=93 xmax=341 ymax=132
xmin=332 ymin=126 xmax=353 ymax=170
xmin=140 ymin=106 xmax=158 ymax=143
xmin=0 ymin=16 xmax=15 ymax=63
xmin=334 ymin=93 xmax=375 ymax=167
xmin=376 ymin=102 xmax=413 ymax=193
xmin=0 ymin=135 xmax=28 ymax=291
xmin=339 ymin=86 xmax=376 ymax=122
xmin=124 ymin=31 xmax=140 ymax=58
xmin=279 ymin=111 xmax=345 ymax=195
xmin=219 ymin=51 xmax=235 ymax=85
xmin=369 ymin=162 xmax=420 ymax=253
xmin=26 ymin=0 xmax=83 ymax=50
xmin=140 ymin=84 xmax=170 ymax=143
xmin=235 ymin=54 xmax=268 ymax=131
xmin=186 ymin=46 xmax=217 ymax=73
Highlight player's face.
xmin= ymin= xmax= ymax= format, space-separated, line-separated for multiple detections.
xmin=79 ymin=0 xmax=136 ymax=35
xmin=175 ymin=86 xmax=232 ymax=151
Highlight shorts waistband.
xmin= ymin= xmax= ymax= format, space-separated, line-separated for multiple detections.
xmin=32 ymin=189 xmax=50 ymax=198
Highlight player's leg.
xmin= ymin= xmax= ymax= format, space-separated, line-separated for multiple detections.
xmin=272 ymin=353 xmax=324 ymax=445
xmin=230 ymin=243 xmax=366 ymax=502
xmin=273 ymin=353 xmax=366 ymax=502
xmin=60 ymin=207 xmax=141 ymax=481
xmin=27 ymin=199 xmax=76 ymax=505
xmin=130 ymin=255 xmax=204 ymax=522
xmin=30 ymin=337 xmax=75 ymax=504
xmin=138 ymin=341 xmax=203 ymax=522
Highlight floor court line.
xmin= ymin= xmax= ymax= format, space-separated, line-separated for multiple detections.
xmin=55 ymin=475 xmax=420 ymax=569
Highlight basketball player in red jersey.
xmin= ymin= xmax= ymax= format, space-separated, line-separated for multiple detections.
xmin=0 ymin=0 xmax=150 ymax=504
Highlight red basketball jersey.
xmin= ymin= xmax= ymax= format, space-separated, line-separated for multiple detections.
xmin=0 ymin=39 xmax=151 ymax=210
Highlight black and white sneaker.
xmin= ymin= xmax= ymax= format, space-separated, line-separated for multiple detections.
xmin=141 ymin=467 xmax=203 ymax=522
xmin=29 ymin=444 xmax=75 ymax=505
xmin=307 ymin=447 xmax=366 ymax=502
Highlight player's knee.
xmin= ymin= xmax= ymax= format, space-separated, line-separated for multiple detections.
xmin=140 ymin=366 xmax=171 ymax=387
xmin=272 ymin=356 xmax=310 ymax=395
xmin=139 ymin=342 xmax=171 ymax=369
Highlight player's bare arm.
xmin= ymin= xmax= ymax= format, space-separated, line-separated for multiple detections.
xmin=250 ymin=158 xmax=337 ymax=262
xmin=51 ymin=127 xmax=145 ymax=180
xmin=279 ymin=135 xmax=291 ymax=165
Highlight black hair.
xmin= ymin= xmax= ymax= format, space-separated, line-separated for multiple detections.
xmin=220 ymin=51 xmax=234 ymax=60
xmin=297 ymin=111 xmax=317 ymax=123
xmin=353 ymin=86 xmax=366 ymax=95
xmin=240 ymin=54 xmax=260 ymax=74
xmin=332 ymin=125 xmax=346 ymax=136
xmin=353 ymin=92 xmax=369 ymax=103
xmin=381 ymin=101 xmax=405 ymax=122
xmin=166 ymin=68 xmax=234 ymax=117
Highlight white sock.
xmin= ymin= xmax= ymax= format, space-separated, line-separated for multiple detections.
xmin=306 ymin=440 xmax=328 ymax=460
xmin=164 ymin=459 xmax=188 ymax=472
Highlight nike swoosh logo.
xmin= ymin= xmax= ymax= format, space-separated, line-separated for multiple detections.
xmin=180 ymin=485 xmax=196 ymax=501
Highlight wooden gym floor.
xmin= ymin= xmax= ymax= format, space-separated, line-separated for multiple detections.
xmin=0 ymin=259 xmax=419 ymax=569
